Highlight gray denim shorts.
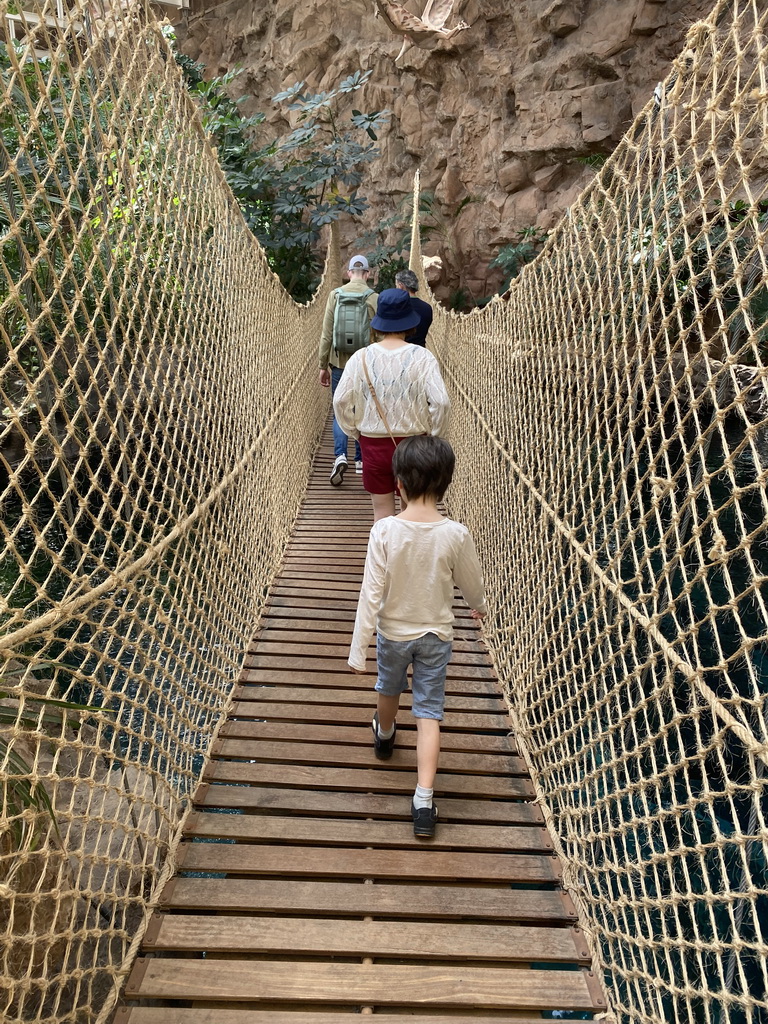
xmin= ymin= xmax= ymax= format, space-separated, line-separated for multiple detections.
xmin=375 ymin=632 xmax=453 ymax=720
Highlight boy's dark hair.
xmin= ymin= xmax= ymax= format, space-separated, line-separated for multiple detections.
xmin=392 ymin=435 xmax=455 ymax=501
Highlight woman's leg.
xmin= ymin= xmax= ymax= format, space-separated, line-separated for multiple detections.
xmin=371 ymin=491 xmax=396 ymax=521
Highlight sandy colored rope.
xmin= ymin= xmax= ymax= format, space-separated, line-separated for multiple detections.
xmin=2 ymin=0 xmax=768 ymax=1022
xmin=0 ymin=2 xmax=337 ymax=1020
xmin=421 ymin=3 xmax=768 ymax=1022
xmin=452 ymin=368 xmax=768 ymax=767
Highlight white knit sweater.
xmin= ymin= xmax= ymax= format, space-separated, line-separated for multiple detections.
xmin=332 ymin=342 xmax=450 ymax=438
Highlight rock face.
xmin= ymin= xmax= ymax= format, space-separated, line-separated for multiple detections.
xmin=178 ymin=0 xmax=714 ymax=302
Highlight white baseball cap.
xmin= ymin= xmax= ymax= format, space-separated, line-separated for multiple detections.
xmin=348 ymin=254 xmax=369 ymax=271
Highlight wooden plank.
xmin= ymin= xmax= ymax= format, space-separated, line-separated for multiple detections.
xmin=267 ymin=577 xmax=366 ymax=593
xmin=271 ymin=586 xmax=361 ymax=602
xmin=267 ymin=595 xmax=361 ymax=612
xmin=262 ymin=603 xmax=356 ymax=620
xmin=291 ymin=510 xmax=368 ymax=516
xmin=259 ymin=619 xmax=483 ymax=643
xmin=293 ymin=503 xmax=369 ymax=508
xmin=212 ymin=738 xmax=524 ymax=776
xmin=119 ymin=1010 xmax=549 ymax=1024
xmin=276 ymin=569 xmax=366 ymax=583
xmin=203 ymin=760 xmax=535 ymax=798
xmin=280 ymin=555 xmax=366 ymax=567
xmin=176 ymin=843 xmax=562 ymax=883
xmin=295 ymin=502 xmax=366 ymax=508
xmin=233 ymin=691 xmax=505 ymax=719
xmin=144 ymin=913 xmax=589 ymax=963
xmin=237 ymin=679 xmax=501 ymax=702
xmin=160 ymin=877 xmax=577 ymax=923
xmin=113 ymin=422 xmax=603 ymax=1024
xmin=234 ymin=679 xmax=501 ymax=704
xmin=242 ymin=655 xmax=497 ymax=680
xmin=294 ymin=515 xmax=371 ymax=523
xmin=248 ymin=641 xmax=491 ymax=667
xmin=252 ymin=632 xmax=490 ymax=657
xmin=266 ymin=593 xmax=477 ymax=621
xmin=183 ymin=812 xmax=553 ymax=852
xmin=230 ymin=699 xmax=510 ymax=732
xmin=298 ymin=492 xmax=367 ymax=497
xmin=124 ymin=958 xmax=597 ymax=1010
xmin=285 ymin=514 xmax=367 ymax=523
xmin=280 ymin=565 xmax=366 ymax=573
xmin=290 ymin=527 xmax=368 ymax=532
xmin=192 ymin=784 xmax=542 ymax=825
xmin=266 ymin=584 xmax=487 ymax=622
xmin=238 ymin=668 xmax=500 ymax=697
xmin=266 ymin=594 xmax=475 ymax=620
xmin=219 ymin=720 xmax=518 ymax=761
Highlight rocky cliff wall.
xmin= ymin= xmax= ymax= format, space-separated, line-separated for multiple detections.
xmin=178 ymin=0 xmax=714 ymax=301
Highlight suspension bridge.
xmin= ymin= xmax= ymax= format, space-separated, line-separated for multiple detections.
xmin=0 ymin=1 xmax=767 ymax=1022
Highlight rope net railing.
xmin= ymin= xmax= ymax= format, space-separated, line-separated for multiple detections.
xmin=0 ymin=2 xmax=334 ymax=1020
xmin=1 ymin=0 xmax=767 ymax=1021
xmin=417 ymin=2 xmax=768 ymax=1021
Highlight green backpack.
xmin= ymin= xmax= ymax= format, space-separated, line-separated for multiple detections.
xmin=332 ymin=288 xmax=375 ymax=354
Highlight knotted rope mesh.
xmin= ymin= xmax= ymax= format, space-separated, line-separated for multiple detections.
xmin=417 ymin=2 xmax=768 ymax=1021
xmin=2 ymin=0 xmax=768 ymax=1021
xmin=0 ymin=2 xmax=334 ymax=1019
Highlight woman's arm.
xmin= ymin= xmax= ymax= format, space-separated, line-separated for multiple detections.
xmin=423 ymin=351 xmax=451 ymax=436
xmin=332 ymin=356 xmax=361 ymax=438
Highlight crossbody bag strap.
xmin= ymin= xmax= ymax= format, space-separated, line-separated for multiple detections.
xmin=361 ymin=350 xmax=398 ymax=447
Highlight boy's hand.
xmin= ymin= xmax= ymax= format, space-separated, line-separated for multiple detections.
xmin=319 ymin=368 xmax=331 ymax=387
xmin=349 ymin=665 xmax=366 ymax=674
xmin=470 ymin=609 xmax=486 ymax=620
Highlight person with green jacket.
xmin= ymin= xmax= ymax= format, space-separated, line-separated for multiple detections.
xmin=318 ymin=254 xmax=379 ymax=485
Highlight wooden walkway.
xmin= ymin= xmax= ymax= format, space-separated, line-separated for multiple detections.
xmin=116 ymin=422 xmax=605 ymax=1022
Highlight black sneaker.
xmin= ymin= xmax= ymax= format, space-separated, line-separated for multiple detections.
xmin=371 ymin=712 xmax=396 ymax=759
xmin=412 ymin=801 xmax=438 ymax=838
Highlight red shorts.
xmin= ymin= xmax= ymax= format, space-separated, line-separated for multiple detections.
xmin=359 ymin=435 xmax=409 ymax=494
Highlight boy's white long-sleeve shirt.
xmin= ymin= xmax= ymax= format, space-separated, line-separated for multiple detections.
xmin=349 ymin=516 xmax=487 ymax=672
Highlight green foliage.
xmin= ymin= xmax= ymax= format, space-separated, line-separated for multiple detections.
xmin=487 ymin=225 xmax=550 ymax=295
xmin=449 ymin=287 xmax=470 ymax=312
xmin=0 ymin=36 xmax=189 ymax=621
xmin=576 ymin=152 xmax=607 ymax=168
xmin=0 ymin=36 xmax=185 ymax=362
xmin=628 ymin=189 xmax=768 ymax=363
xmin=173 ymin=33 xmax=390 ymax=301
xmin=352 ymin=189 xmax=468 ymax=290
xmin=175 ymin=51 xmax=272 ymax=237
xmin=0 ymin=667 xmax=108 ymax=855
xmin=352 ymin=193 xmax=420 ymax=282
xmin=360 ymin=239 xmax=408 ymax=290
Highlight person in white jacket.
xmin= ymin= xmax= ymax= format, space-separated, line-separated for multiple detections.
xmin=348 ymin=435 xmax=487 ymax=838
xmin=333 ymin=288 xmax=450 ymax=522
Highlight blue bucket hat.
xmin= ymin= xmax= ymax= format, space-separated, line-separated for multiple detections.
xmin=370 ymin=288 xmax=421 ymax=333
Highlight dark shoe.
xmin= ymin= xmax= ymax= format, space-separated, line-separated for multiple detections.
xmin=371 ymin=712 xmax=396 ymax=760
xmin=412 ymin=801 xmax=438 ymax=838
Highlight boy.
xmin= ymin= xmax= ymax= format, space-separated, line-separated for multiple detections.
xmin=348 ymin=436 xmax=487 ymax=838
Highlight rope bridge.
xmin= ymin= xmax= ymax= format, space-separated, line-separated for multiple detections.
xmin=0 ymin=0 xmax=766 ymax=1021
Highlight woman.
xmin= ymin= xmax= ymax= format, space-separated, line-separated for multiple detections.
xmin=333 ymin=287 xmax=450 ymax=521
